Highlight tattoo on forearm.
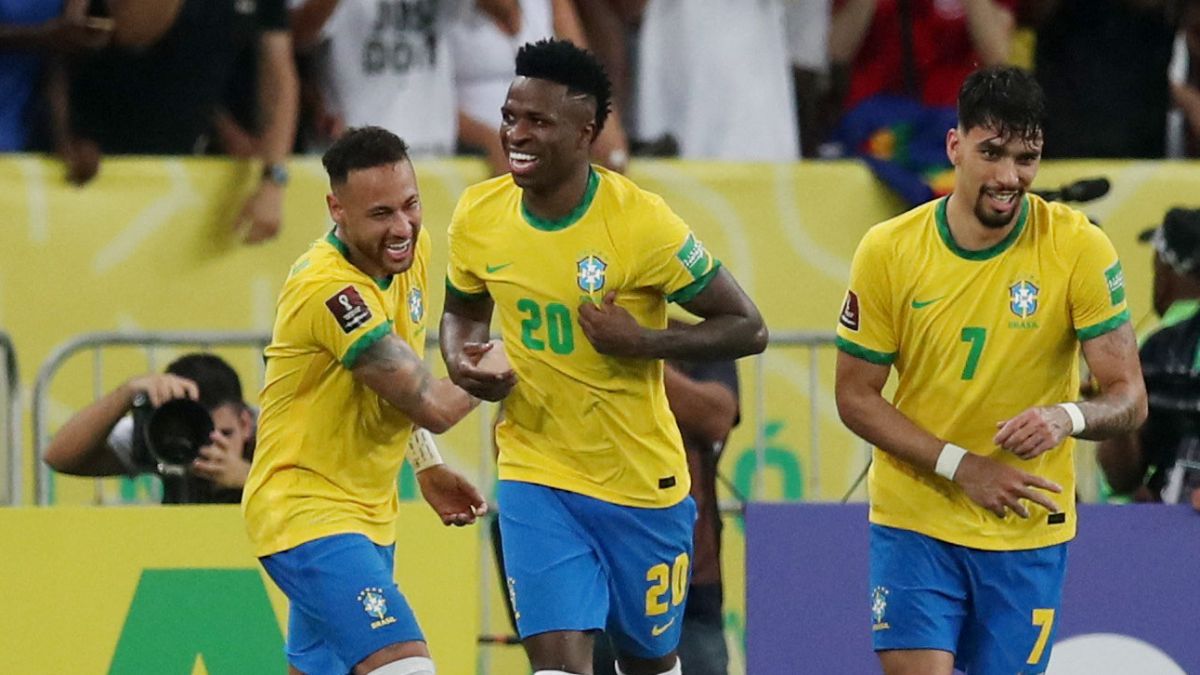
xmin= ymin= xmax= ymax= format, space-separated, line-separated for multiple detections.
xmin=358 ymin=336 xmax=434 ymax=408
xmin=1078 ymin=324 xmax=1144 ymax=438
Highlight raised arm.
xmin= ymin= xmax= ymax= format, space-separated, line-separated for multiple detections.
xmin=828 ymin=0 xmax=877 ymax=65
xmin=44 ymin=374 xmax=198 ymax=476
xmin=835 ymin=351 xmax=1063 ymax=518
xmin=577 ymin=269 xmax=768 ymax=361
xmin=962 ymin=0 xmax=1015 ymax=66
xmin=439 ymin=291 xmax=516 ymax=401
xmin=351 ymin=333 xmax=478 ymax=433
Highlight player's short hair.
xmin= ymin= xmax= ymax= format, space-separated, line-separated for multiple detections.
xmin=515 ymin=38 xmax=612 ymax=136
xmin=322 ymin=126 xmax=411 ymax=185
xmin=166 ymin=353 xmax=244 ymax=411
xmin=957 ymin=66 xmax=1045 ymax=143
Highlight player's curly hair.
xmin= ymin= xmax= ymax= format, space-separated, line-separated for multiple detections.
xmin=515 ymin=38 xmax=612 ymax=137
xmin=322 ymin=126 xmax=411 ymax=185
xmin=957 ymin=66 xmax=1045 ymax=144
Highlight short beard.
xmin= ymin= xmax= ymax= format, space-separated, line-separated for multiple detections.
xmin=974 ymin=192 xmax=1021 ymax=229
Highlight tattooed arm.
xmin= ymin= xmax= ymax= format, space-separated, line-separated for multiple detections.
xmin=351 ymin=334 xmax=479 ymax=433
xmin=1075 ymin=322 xmax=1148 ymax=439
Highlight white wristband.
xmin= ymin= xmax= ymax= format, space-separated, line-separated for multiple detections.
xmin=935 ymin=443 xmax=968 ymax=481
xmin=1057 ymin=402 xmax=1086 ymax=436
xmin=405 ymin=428 xmax=443 ymax=473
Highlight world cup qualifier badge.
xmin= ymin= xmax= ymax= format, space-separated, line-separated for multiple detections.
xmin=325 ymin=285 xmax=373 ymax=333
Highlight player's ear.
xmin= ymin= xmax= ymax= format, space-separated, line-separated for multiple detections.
xmin=326 ymin=192 xmax=343 ymax=226
xmin=946 ymin=128 xmax=961 ymax=166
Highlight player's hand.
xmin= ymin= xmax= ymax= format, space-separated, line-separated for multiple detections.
xmin=191 ymin=431 xmax=250 ymax=489
xmin=577 ymin=291 xmax=647 ymax=357
xmin=125 ymin=373 xmax=199 ymax=408
xmin=235 ymin=181 xmax=283 ymax=244
xmin=953 ymin=453 xmax=1063 ymax=519
xmin=448 ymin=342 xmax=516 ymax=402
xmin=994 ymin=405 xmax=1073 ymax=460
xmin=416 ymin=464 xmax=489 ymax=526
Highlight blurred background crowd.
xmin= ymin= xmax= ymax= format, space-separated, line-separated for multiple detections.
xmin=4 ymin=0 xmax=1200 ymax=241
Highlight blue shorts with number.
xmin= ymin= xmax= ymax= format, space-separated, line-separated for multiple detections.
xmin=497 ymin=480 xmax=697 ymax=659
xmin=260 ymin=533 xmax=424 ymax=675
xmin=869 ymin=524 xmax=1068 ymax=675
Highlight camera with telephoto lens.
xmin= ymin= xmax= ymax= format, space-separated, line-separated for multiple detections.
xmin=130 ymin=393 xmax=214 ymax=477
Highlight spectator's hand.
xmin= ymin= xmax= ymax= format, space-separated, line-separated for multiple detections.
xmin=46 ymin=0 xmax=114 ymax=53
xmin=577 ymin=291 xmax=646 ymax=357
xmin=477 ymin=0 xmax=522 ymax=35
xmin=235 ymin=181 xmax=283 ymax=244
xmin=953 ymin=452 xmax=1063 ymax=519
xmin=447 ymin=342 xmax=516 ymax=402
xmin=126 ymin=373 xmax=199 ymax=408
xmin=57 ymin=136 xmax=101 ymax=186
xmin=213 ymin=116 xmax=260 ymax=158
xmin=191 ymin=430 xmax=250 ymax=489
xmin=993 ymin=405 xmax=1072 ymax=460
xmin=416 ymin=464 xmax=488 ymax=526
xmin=317 ymin=111 xmax=347 ymax=144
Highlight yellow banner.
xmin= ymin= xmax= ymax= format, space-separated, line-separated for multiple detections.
xmin=0 ymin=504 xmax=480 ymax=673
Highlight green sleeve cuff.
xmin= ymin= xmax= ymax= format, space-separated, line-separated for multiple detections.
xmin=445 ymin=279 xmax=490 ymax=302
xmin=668 ymin=260 xmax=723 ymax=304
xmin=341 ymin=321 xmax=394 ymax=369
xmin=1077 ymin=309 xmax=1130 ymax=341
xmin=835 ymin=336 xmax=896 ymax=365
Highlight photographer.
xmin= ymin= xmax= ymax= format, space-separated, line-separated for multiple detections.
xmin=44 ymin=353 xmax=255 ymax=504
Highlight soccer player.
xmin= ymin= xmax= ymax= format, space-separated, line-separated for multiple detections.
xmin=242 ymin=126 xmax=491 ymax=675
xmin=440 ymin=39 xmax=768 ymax=675
xmin=834 ymin=66 xmax=1147 ymax=675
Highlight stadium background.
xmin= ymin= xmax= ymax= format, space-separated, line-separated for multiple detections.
xmin=0 ymin=155 xmax=1194 ymax=672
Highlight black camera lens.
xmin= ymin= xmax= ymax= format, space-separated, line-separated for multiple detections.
xmin=145 ymin=398 xmax=214 ymax=467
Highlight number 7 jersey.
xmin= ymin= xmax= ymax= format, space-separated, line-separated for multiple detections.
xmin=836 ymin=195 xmax=1129 ymax=550
xmin=446 ymin=167 xmax=720 ymax=508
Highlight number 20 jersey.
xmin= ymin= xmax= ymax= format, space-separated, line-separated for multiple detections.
xmin=446 ymin=167 xmax=720 ymax=508
xmin=836 ymin=195 xmax=1129 ymax=550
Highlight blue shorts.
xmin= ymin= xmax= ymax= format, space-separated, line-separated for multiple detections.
xmin=498 ymin=480 xmax=697 ymax=659
xmin=260 ymin=533 xmax=424 ymax=675
xmin=869 ymin=525 xmax=1068 ymax=675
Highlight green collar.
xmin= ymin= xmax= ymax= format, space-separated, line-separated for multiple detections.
xmin=935 ymin=195 xmax=1028 ymax=261
xmin=521 ymin=167 xmax=599 ymax=232
xmin=325 ymin=230 xmax=393 ymax=290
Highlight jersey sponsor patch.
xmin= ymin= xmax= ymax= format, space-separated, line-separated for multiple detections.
xmin=1104 ymin=261 xmax=1125 ymax=306
xmin=675 ymin=233 xmax=711 ymax=279
xmin=325 ymin=285 xmax=373 ymax=333
xmin=840 ymin=290 xmax=861 ymax=331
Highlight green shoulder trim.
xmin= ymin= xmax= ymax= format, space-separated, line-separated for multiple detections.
xmin=935 ymin=195 xmax=1028 ymax=261
xmin=445 ymin=279 xmax=490 ymax=302
xmin=835 ymin=336 xmax=897 ymax=365
xmin=341 ymin=321 xmax=394 ymax=369
xmin=667 ymin=261 xmax=723 ymax=304
xmin=1077 ymin=310 xmax=1131 ymax=342
xmin=521 ymin=167 xmax=599 ymax=231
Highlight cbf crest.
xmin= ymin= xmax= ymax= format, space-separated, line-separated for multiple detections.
xmin=577 ymin=255 xmax=607 ymax=293
xmin=407 ymin=288 xmax=424 ymax=324
xmin=871 ymin=586 xmax=890 ymax=631
xmin=1009 ymin=280 xmax=1039 ymax=319
xmin=358 ymin=587 xmax=397 ymax=629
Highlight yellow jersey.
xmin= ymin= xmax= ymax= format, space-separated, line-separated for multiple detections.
xmin=446 ymin=167 xmax=719 ymax=507
xmin=836 ymin=195 xmax=1129 ymax=550
xmin=243 ymin=230 xmax=431 ymax=556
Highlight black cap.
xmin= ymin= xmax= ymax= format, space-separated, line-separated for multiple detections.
xmin=1139 ymin=207 xmax=1200 ymax=275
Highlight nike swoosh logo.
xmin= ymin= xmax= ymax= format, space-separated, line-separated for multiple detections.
xmin=650 ymin=617 xmax=676 ymax=637
xmin=486 ymin=262 xmax=513 ymax=274
xmin=911 ymin=296 xmax=945 ymax=309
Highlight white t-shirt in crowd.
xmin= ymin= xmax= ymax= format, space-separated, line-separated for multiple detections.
xmin=449 ymin=0 xmax=555 ymax=127
xmin=636 ymin=0 xmax=799 ymax=160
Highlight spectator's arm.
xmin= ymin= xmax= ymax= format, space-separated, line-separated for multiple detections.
xmin=1172 ymin=82 xmax=1200 ymax=140
xmin=552 ymin=0 xmax=629 ymax=171
xmin=829 ymin=0 xmax=877 ymax=65
xmin=663 ymin=364 xmax=737 ymax=447
xmin=962 ymin=0 xmax=1015 ymax=66
xmin=457 ymin=110 xmax=508 ymax=176
xmin=1096 ymin=432 xmax=1146 ymax=495
xmin=257 ymin=29 xmax=299 ymax=173
xmin=289 ymin=0 xmax=339 ymax=51
xmin=604 ymin=0 xmax=647 ymax=23
xmin=44 ymin=374 xmax=199 ymax=476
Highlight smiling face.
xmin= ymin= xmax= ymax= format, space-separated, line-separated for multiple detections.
xmin=326 ymin=160 xmax=422 ymax=278
xmin=947 ymin=123 xmax=1043 ymax=230
xmin=499 ymin=76 xmax=596 ymax=193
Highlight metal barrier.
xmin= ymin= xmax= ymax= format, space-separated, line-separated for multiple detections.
xmin=0 ymin=332 xmax=19 ymax=506
xmin=32 ymin=331 xmax=272 ymax=506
